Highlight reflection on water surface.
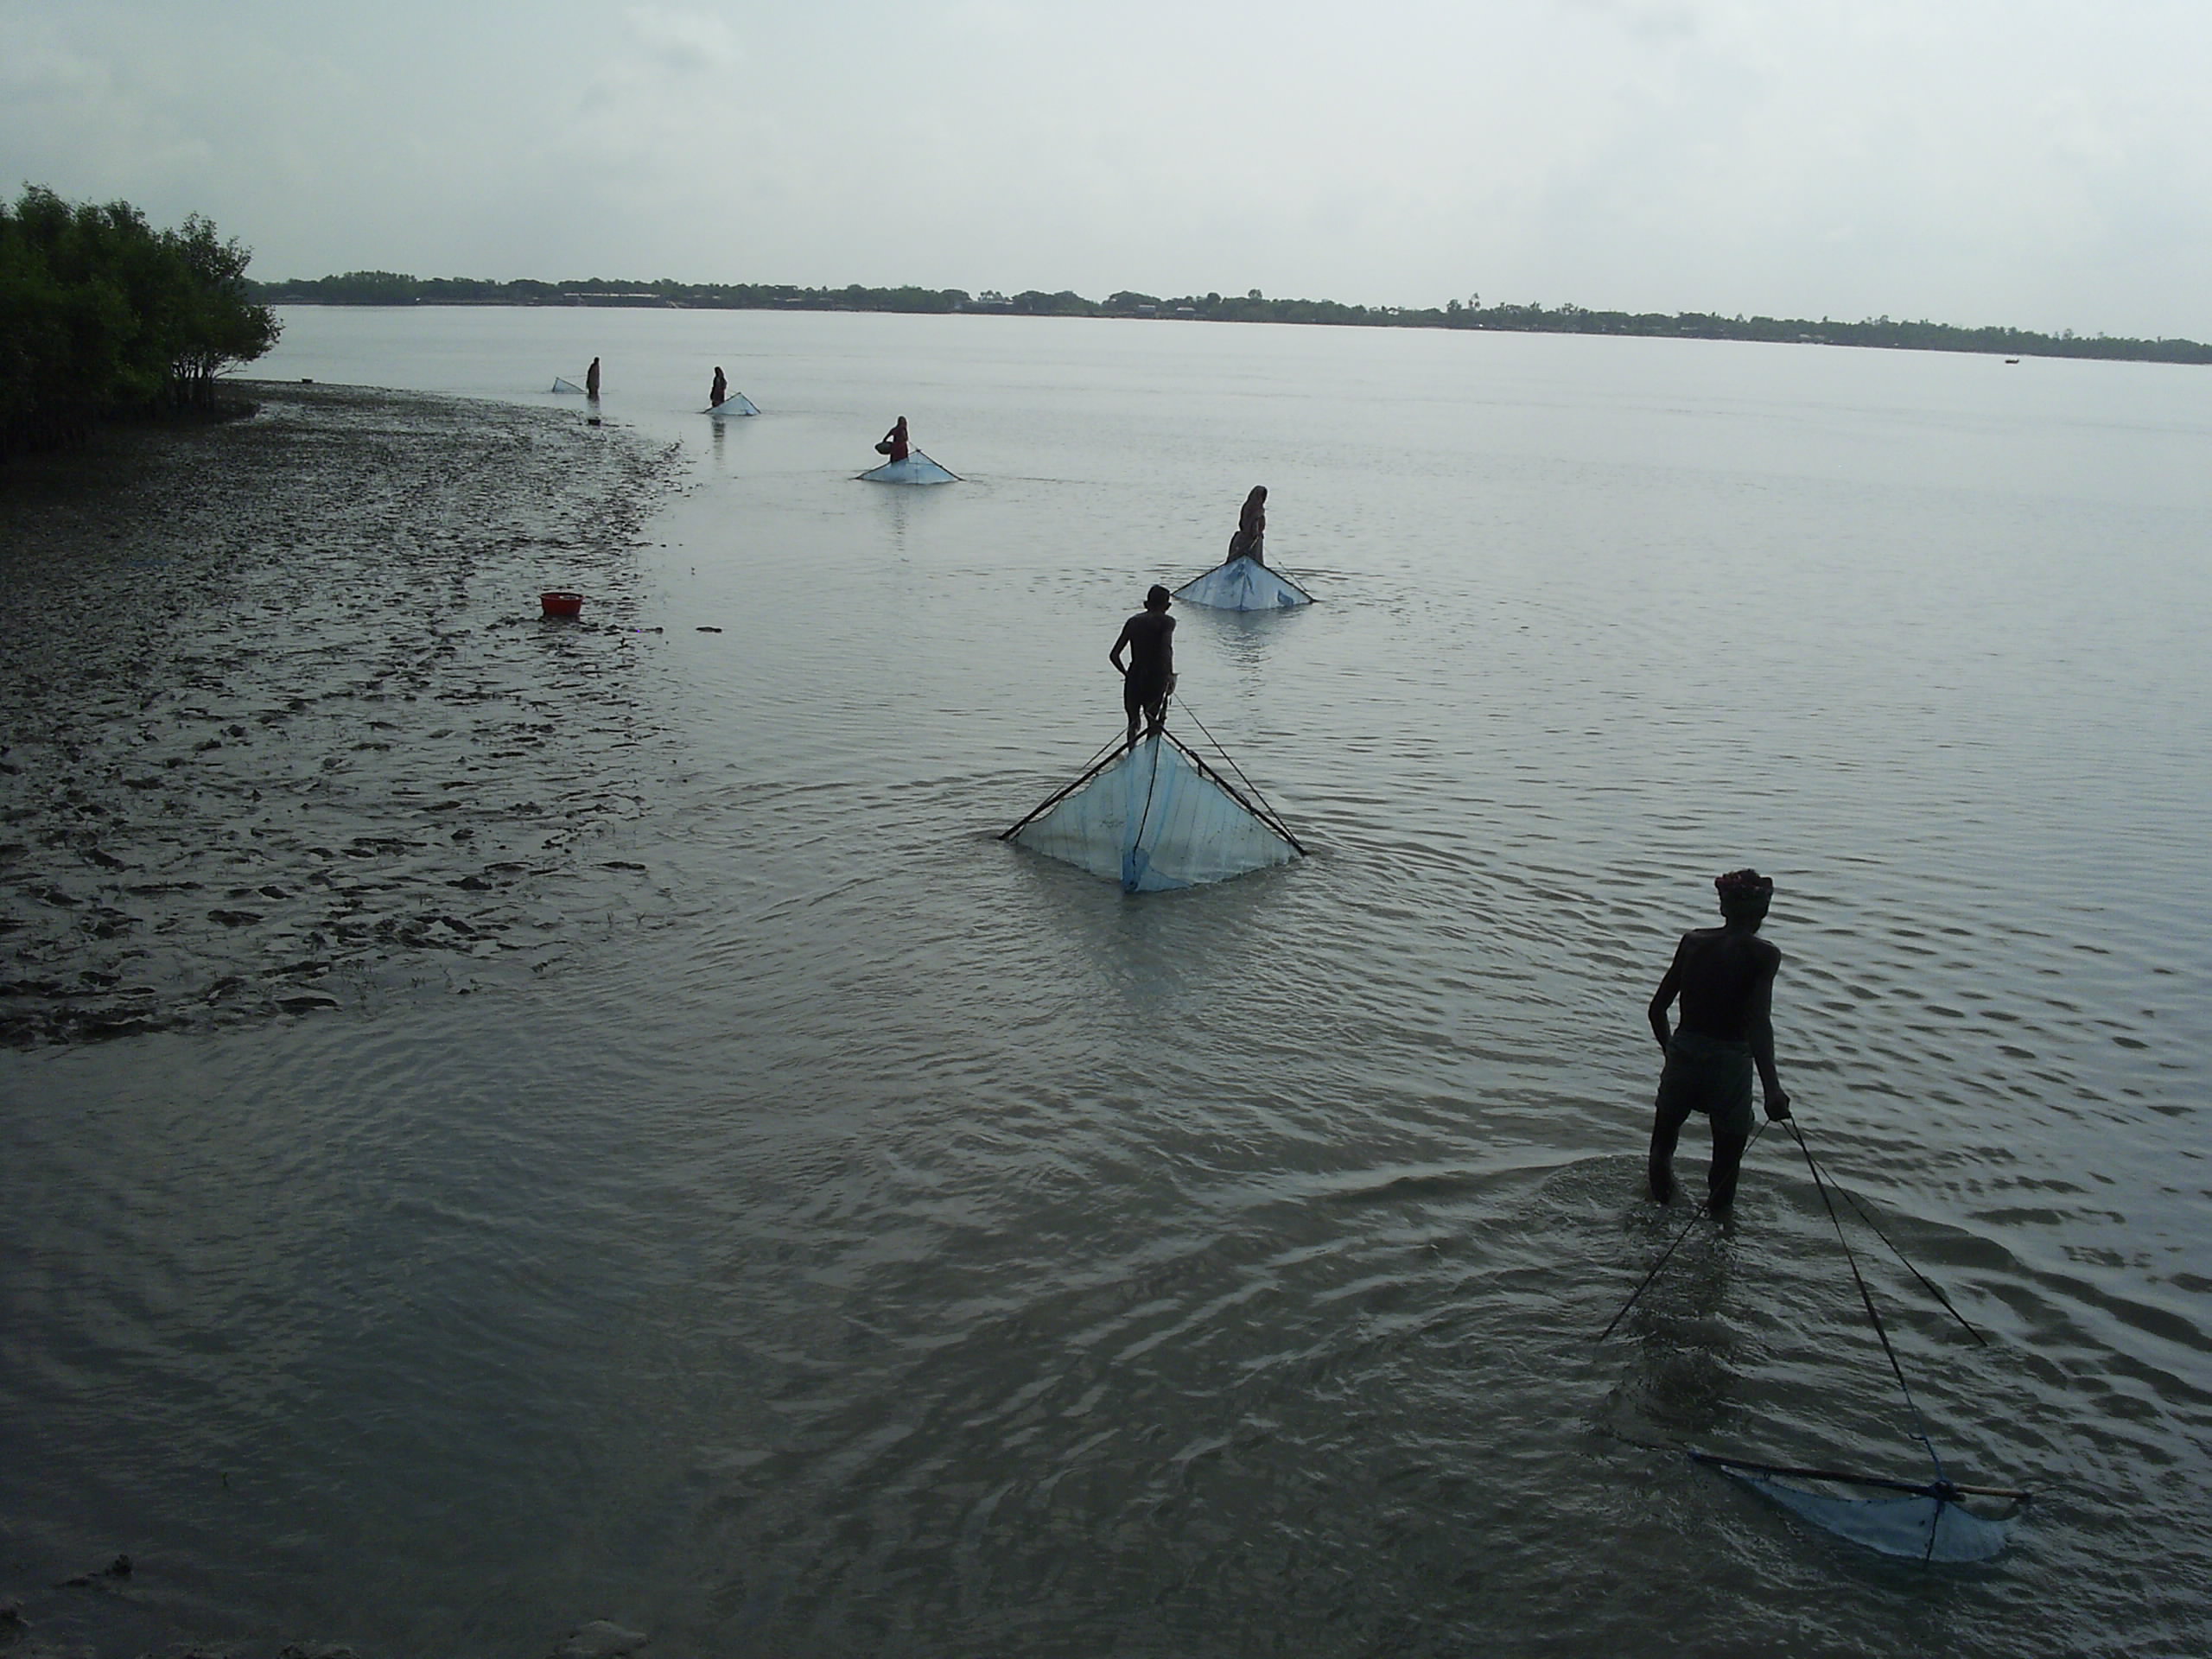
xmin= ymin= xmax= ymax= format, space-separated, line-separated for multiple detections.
xmin=2 ymin=313 xmax=2208 ymax=1656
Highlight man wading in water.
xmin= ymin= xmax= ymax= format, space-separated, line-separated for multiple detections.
xmin=1646 ymin=868 xmax=1791 ymax=1211
xmin=1109 ymin=585 xmax=1176 ymax=751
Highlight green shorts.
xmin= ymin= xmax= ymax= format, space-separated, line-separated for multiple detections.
xmin=1654 ymin=1029 xmax=1755 ymax=1141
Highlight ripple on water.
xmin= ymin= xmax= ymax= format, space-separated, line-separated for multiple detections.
xmin=5 ymin=328 xmax=2211 ymax=1656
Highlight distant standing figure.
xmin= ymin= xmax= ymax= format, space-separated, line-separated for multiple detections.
xmin=1228 ymin=485 xmax=1268 ymax=565
xmin=1109 ymin=585 xmax=1177 ymax=750
xmin=709 ymin=366 xmax=728 ymax=408
xmin=1645 ymin=868 xmax=1791 ymax=1212
xmin=878 ymin=416 xmax=910 ymax=462
xmin=585 ymin=357 xmax=601 ymax=399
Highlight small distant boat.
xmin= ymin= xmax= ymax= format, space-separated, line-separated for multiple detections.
xmin=858 ymin=450 xmax=960 ymax=485
xmin=552 ymin=377 xmax=587 ymax=394
xmin=1174 ymin=555 xmax=1314 ymax=610
xmin=703 ymin=392 xmax=761 ymax=416
xmin=2005 ymin=358 xmax=2020 ymax=365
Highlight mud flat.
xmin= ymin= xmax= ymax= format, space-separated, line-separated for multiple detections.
xmin=0 ymin=383 xmax=682 ymax=1048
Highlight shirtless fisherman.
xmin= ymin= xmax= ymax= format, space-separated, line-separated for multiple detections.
xmin=1646 ymin=868 xmax=1791 ymax=1211
xmin=1109 ymin=585 xmax=1177 ymax=750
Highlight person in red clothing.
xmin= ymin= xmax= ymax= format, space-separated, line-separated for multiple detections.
xmin=877 ymin=416 xmax=910 ymax=462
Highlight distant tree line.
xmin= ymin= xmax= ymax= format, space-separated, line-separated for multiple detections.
xmin=251 ymin=270 xmax=2212 ymax=367
xmin=1421 ymin=296 xmax=2212 ymax=365
xmin=1 ymin=186 xmax=282 ymax=460
xmin=259 ymin=271 xmax=985 ymax=314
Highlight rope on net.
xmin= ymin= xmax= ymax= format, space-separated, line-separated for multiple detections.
xmin=1171 ymin=694 xmax=1302 ymax=849
xmin=1598 ymin=1106 xmax=2030 ymax=1560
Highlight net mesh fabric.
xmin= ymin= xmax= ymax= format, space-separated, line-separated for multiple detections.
xmin=1719 ymin=1467 xmax=2013 ymax=1563
xmin=1174 ymin=558 xmax=1313 ymax=610
xmin=859 ymin=450 xmax=959 ymax=484
xmin=1010 ymin=734 xmax=1300 ymax=893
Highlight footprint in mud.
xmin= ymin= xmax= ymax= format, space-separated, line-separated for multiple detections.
xmin=1 ymin=385 xmax=682 ymax=1049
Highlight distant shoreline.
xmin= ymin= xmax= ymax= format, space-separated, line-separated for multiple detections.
xmin=250 ymin=276 xmax=2212 ymax=368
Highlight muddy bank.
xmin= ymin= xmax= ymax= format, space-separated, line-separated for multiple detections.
xmin=0 ymin=383 xmax=682 ymax=1047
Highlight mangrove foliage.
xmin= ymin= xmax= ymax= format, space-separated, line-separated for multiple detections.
xmin=2 ymin=186 xmax=282 ymax=460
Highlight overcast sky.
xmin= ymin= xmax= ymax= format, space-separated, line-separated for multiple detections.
xmin=8 ymin=0 xmax=2211 ymax=337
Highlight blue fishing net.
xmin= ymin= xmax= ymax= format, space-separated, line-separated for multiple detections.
xmin=1715 ymin=1464 xmax=2014 ymax=1563
xmin=1173 ymin=557 xmax=1314 ymax=610
xmin=1008 ymin=731 xmax=1300 ymax=893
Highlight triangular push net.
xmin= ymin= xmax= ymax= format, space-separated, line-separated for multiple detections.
xmin=707 ymin=392 xmax=760 ymax=416
xmin=551 ymin=377 xmax=586 ymax=394
xmin=1606 ymin=1123 xmax=2031 ymax=1566
xmin=858 ymin=449 xmax=960 ymax=485
xmin=1679 ymin=1123 xmax=2027 ymax=1564
xmin=1002 ymin=729 xmax=1302 ymax=893
xmin=1694 ymin=1453 xmax=2018 ymax=1564
xmin=1173 ymin=556 xmax=1314 ymax=610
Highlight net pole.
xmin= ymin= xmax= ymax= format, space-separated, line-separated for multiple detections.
xmin=1173 ymin=695 xmax=1294 ymax=834
xmin=1160 ymin=729 xmax=1305 ymax=855
xmin=999 ymin=732 xmax=1128 ymax=840
xmin=1688 ymin=1451 xmax=2026 ymax=1503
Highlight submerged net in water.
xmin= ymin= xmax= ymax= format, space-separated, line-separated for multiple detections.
xmin=858 ymin=449 xmax=960 ymax=485
xmin=707 ymin=392 xmax=760 ymax=416
xmin=1609 ymin=1122 xmax=2031 ymax=1566
xmin=1173 ymin=556 xmax=1314 ymax=610
xmin=1002 ymin=728 xmax=1302 ymax=893
xmin=1694 ymin=1452 xmax=2021 ymax=1563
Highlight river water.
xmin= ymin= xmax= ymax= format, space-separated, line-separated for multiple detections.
xmin=3 ymin=308 xmax=2208 ymax=1656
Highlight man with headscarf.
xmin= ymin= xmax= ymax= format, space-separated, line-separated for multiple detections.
xmin=1645 ymin=868 xmax=1791 ymax=1211
xmin=1109 ymin=585 xmax=1177 ymax=751
xmin=1228 ymin=485 xmax=1268 ymax=566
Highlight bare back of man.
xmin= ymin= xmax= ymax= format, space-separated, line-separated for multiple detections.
xmin=1669 ymin=927 xmax=1781 ymax=1043
xmin=1109 ymin=586 xmax=1177 ymax=749
xmin=1646 ymin=870 xmax=1789 ymax=1211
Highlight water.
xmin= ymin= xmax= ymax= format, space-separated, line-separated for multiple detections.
xmin=3 ymin=308 xmax=2209 ymax=1656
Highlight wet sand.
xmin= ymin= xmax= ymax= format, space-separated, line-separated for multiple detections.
xmin=1 ymin=383 xmax=679 ymax=1050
